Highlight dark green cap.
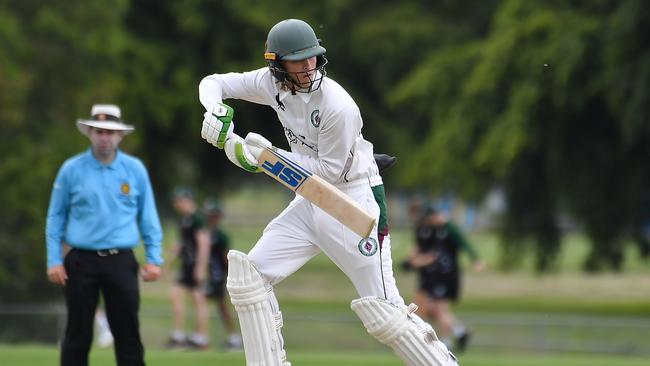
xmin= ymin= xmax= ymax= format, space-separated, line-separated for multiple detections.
xmin=172 ymin=186 xmax=194 ymax=200
xmin=202 ymin=198 xmax=223 ymax=215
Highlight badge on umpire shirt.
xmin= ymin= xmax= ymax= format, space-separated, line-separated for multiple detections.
xmin=121 ymin=182 xmax=130 ymax=195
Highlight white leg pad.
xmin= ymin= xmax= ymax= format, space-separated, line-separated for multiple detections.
xmin=226 ymin=250 xmax=290 ymax=366
xmin=351 ymin=297 xmax=459 ymax=366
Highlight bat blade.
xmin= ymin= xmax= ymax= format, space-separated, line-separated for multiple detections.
xmin=258 ymin=148 xmax=376 ymax=238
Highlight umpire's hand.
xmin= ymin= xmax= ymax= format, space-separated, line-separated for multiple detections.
xmin=140 ymin=263 xmax=161 ymax=282
xmin=47 ymin=265 xmax=68 ymax=286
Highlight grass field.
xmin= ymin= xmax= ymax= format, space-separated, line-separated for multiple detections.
xmin=92 ymin=223 xmax=649 ymax=357
xmin=122 ymin=216 xmax=650 ymax=353
xmin=3 ymin=189 xmax=649 ymax=362
xmin=2 ymin=345 xmax=649 ymax=366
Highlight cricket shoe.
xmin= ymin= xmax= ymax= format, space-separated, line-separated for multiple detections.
xmin=187 ymin=335 xmax=210 ymax=351
xmin=223 ymin=334 xmax=244 ymax=351
xmin=165 ymin=337 xmax=189 ymax=350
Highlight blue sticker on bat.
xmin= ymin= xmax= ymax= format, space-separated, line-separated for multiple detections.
xmin=261 ymin=151 xmax=312 ymax=190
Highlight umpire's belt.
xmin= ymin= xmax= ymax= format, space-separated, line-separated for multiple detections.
xmin=73 ymin=247 xmax=131 ymax=257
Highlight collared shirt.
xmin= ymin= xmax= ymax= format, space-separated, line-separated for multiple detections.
xmin=199 ymin=68 xmax=382 ymax=187
xmin=46 ymin=148 xmax=163 ymax=268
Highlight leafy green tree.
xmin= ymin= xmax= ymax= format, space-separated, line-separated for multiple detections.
xmin=393 ymin=0 xmax=650 ymax=271
xmin=0 ymin=0 xmax=129 ymax=300
xmin=2 ymin=0 xmax=648 ymax=305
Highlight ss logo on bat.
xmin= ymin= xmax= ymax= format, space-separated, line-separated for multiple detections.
xmin=262 ymin=161 xmax=306 ymax=188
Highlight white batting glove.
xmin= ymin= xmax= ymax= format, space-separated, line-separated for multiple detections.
xmin=201 ymin=102 xmax=234 ymax=149
xmin=244 ymin=132 xmax=273 ymax=160
xmin=224 ymin=133 xmax=261 ymax=173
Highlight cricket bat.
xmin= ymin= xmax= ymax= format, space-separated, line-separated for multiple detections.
xmin=258 ymin=148 xmax=376 ymax=238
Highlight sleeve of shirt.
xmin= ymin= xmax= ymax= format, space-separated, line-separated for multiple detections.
xmin=198 ymin=68 xmax=271 ymax=111
xmin=45 ymin=163 xmax=70 ymax=268
xmin=135 ymin=161 xmax=164 ymax=266
xmin=448 ymin=222 xmax=479 ymax=261
xmin=278 ymin=104 xmax=361 ymax=183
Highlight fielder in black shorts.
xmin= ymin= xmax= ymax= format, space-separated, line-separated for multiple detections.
xmin=166 ymin=187 xmax=211 ymax=349
xmin=404 ymin=205 xmax=486 ymax=353
xmin=202 ymin=198 xmax=242 ymax=350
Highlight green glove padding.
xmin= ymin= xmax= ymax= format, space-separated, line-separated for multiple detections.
xmin=212 ymin=103 xmax=234 ymax=149
xmin=235 ymin=141 xmax=260 ymax=173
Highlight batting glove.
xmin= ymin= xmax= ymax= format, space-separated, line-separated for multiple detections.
xmin=244 ymin=132 xmax=273 ymax=160
xmin=201 ymin=102 xmax=234 ymax=149
xmin=224 ymin=133 xmax=261 ymax=173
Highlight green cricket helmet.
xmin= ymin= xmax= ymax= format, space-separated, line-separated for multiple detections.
xmin=264 ymin=19 xmax=328 ymax=93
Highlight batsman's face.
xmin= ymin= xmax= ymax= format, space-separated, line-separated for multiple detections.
xmin=89 ymin=128 xmax=123 ymax=157
xmin=283 ymin=56 xmax=317 ymax=88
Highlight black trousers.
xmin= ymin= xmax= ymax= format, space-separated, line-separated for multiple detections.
xmin=61 ymin=248 xmax=144 ymax=366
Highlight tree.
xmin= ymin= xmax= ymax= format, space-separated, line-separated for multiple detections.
xmin=0 ymin=0 xmax=129 ymax=300
xmin=392 ymin=0 xmax=650 ymax=271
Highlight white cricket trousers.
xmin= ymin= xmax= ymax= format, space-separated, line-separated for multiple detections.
xmin=248 ymin=179 xmax=405 ymax=307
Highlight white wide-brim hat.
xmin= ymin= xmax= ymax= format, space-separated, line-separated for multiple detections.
xmin=76 ymin=104 xmax=135 ymax=136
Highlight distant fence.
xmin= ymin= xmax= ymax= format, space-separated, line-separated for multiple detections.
xmin=1 ymin=304 xmax=648 ymax=355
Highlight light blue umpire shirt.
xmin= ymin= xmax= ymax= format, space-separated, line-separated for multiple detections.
xmin=46 ymin=148 xmax=163 ymax=268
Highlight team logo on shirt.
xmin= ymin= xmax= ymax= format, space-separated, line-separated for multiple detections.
xmin=120 ymin=182 xmax=130 ymax=195
xmin=358 ymin=237 xmax=378 ymax=256
xmin=284 ymin=127 xmax=318 ymax=153
xmin=310 ymin=109 xmax=321 ymax=128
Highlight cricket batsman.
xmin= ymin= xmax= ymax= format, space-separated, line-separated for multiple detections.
xmin=198 ymin=18 xmax=459 ymax=366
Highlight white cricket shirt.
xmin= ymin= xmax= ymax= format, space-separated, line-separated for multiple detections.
xmin=199 ymin=68 xmax=382 ymax=187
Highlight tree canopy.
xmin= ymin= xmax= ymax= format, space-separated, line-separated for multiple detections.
xmin=1 ymin=0 xmax=648 ymax=300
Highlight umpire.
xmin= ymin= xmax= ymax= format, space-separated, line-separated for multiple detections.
xmin=46 ymin=104 xmax=163 ymax=366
